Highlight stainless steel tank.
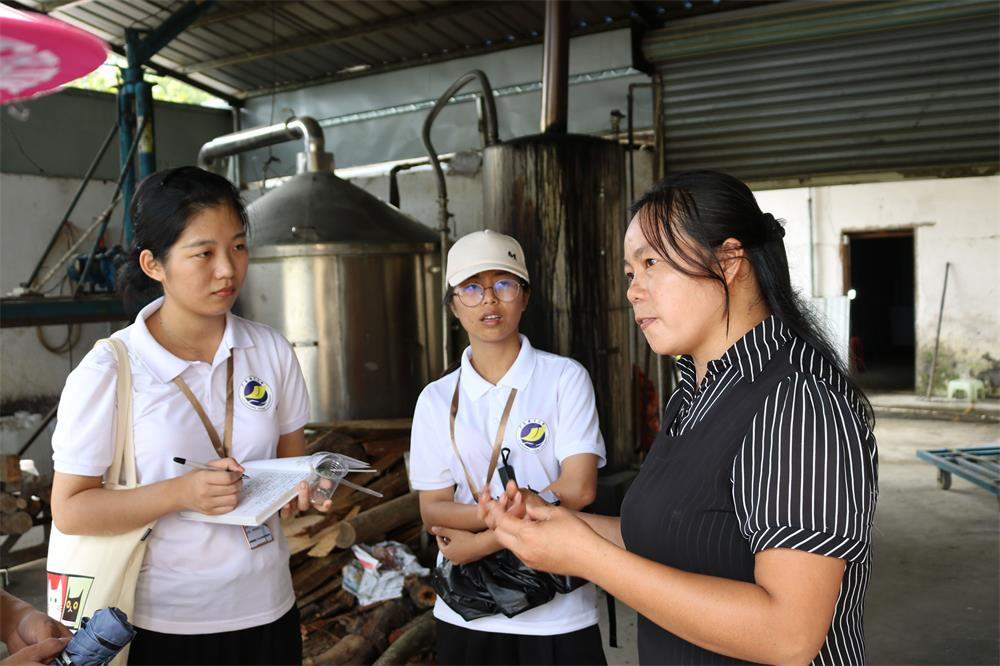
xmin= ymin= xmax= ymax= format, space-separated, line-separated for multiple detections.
xmin=237 ymin=171 xmax=442 ymax=422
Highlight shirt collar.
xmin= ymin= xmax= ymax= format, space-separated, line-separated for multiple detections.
xmin=130 ymin=296 xmax=254 ymax=383
xmin=716 ymin=314 xmax=793 ymax=383
xmin=459 ymin=334 xmax=537 ymax=401
xmin=676 ymin=315 xmax=793 ymax=390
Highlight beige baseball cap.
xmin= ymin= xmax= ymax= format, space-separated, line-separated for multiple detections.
xmin=446 ymin=230 xmax=530 ymax=287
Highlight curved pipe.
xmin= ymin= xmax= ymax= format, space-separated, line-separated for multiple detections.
xmin=198 ymin=116 xmax=330 ymax=173
xmin=421 ymin=69 xmax=499 ymax=368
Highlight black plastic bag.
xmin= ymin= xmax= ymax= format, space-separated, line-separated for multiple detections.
xmin=431 ymin=549 xmax=587 ymax=621
xmin=431 ymin=558 xmax=497 ymax=621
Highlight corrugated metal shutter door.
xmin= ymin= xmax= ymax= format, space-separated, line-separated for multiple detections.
xmin=642 ymin=0 xmax=999 ymax=186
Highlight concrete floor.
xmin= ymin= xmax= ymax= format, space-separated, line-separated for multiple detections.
xmin=3 ymin=417 xmax=997 ymax=665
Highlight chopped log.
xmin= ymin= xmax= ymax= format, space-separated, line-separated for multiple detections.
xmin=282 ymin=513 xmax=326 ymax=538
xmin=23 ymin=497 xmax=43 ymax=517
xmin=302 ymin=630 xmax=341 ymax=660
xmin=307 ymin=633 xmax=377 ymax=665
xmin=292 ymin=551 xmax=353 ymax=598
xmin=404 ymin=576 xmax=436 ymax=610
xmin=387 ymin=523 xmax=424 ymax=549
xmin=313 ymin=589 xmax=356 ymax=620
xmin=306 ymin=418 xmax=412 ymax=434
xmin=288 ymin=535 xmax=319 ymax=557
xmin=307 ymin=435 xmax=368 ymax=461
xmin=0 ymin=492 xmax=19 ymax=514
xmin=297 ymin=575 xmax=343 ymax=610
xmin=308 ymin=506 xmax=362 ymax=558
xmin=0 ymin=510 xmax=33 ymax=535
xmin=359 ymin=598 xmax=413 ymax=652
xmin=375 ymin=611 xmax=435 ymax=666
xmin=1 ymin=455 xmax=22 ymax=484
xmin=330 ymin=492 xmax=419 ymax=551
xmin=370 ymin=450 xmax=406 ymax=474
xmin=361 ymin=436 xmax=410 ymax=459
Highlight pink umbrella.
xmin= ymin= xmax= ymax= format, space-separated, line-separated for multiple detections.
xmin=0 ymin=5 xmax=106 ymax=104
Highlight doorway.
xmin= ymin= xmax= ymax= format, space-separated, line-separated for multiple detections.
xmin=844 ymin=230 xmax=916 ymax=391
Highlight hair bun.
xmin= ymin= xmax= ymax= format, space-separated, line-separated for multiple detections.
xmin=761 ymin=212 xmax=785 ymax=239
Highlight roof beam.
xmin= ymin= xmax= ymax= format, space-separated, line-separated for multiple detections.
xmin=37 ymin=0 xmax=91 ymax=11
xmin=243 ymin=18 xmax=631 ymax=98
xmin=179 ymin=0 xmax=484 ymax=74
xmin=191 ymin=1 xmax=278 ymax=28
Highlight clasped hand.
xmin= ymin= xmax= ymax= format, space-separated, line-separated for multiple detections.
xmin=474 ymin=480 xmax=599 ymax=578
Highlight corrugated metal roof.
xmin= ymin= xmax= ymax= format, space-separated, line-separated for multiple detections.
xmin=642 ymin=0 xmax=1000 ymax=185
xmin=7 ymin=0 xmax=745 ymax=102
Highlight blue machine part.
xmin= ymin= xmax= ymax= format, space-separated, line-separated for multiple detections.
xmin=68 ymin=246 xmax=127 ymax=293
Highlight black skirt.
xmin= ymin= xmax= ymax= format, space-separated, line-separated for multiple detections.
xmin=128 ymin=604 xmax=301 ymax=666
xmin=436 ymin=619 xmax=606 ymax=666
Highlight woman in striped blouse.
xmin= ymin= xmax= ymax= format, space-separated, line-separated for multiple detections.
xmin=481 ymin=170 xmax=879 ymax=665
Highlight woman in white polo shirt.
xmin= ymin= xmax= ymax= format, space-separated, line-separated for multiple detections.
xmin=409 ymin=230 xmax=607 ymax=665
xmin=49 ymin=167 xmax=319 ymax=665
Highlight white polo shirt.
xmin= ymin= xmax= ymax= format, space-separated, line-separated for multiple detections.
xmin=51 ymin=297 xmax=310 ymax=635
xmin=409 ymin=335 xmax=606 ymax=636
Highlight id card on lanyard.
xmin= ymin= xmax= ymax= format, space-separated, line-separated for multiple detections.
xmin=174 ymin=355 xmax=273 ymax=550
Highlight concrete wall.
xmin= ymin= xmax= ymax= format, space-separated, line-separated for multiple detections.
xmin=757 ymin=176 xmax=1000 ymax=395
xmin=1 ymin=88 xmax=232 ymax=180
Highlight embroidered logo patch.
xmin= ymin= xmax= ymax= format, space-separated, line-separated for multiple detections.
xmin=240 ymin=376 xmax=272 ymax=411
xmin=46 ymin=572 xmax=94 ymax=629
xmin=518 ymin=420 xmax=548 ymax=451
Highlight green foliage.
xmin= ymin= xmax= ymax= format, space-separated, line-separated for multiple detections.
xmin=66 ymin=54 xmax=225 ymax=107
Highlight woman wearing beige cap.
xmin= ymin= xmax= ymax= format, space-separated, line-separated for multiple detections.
xmin=408 ymin=230 xmax=608 ymax=664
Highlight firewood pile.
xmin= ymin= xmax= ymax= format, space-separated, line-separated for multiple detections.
xmin=0 ymin=454 xmax=53 ymax=567
xmin=288 ymin=420 xmax=437 ymax=665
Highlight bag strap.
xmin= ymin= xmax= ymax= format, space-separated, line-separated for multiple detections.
xmin=173 ymin=356 xmax=234 ymax=459
xmin=100 ymin=338 xmax=136 ymax=489
xmin=449 ymin=371 xmax=517 ymax=502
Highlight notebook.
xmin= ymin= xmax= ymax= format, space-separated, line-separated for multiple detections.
xmin=177 ymin=454 xmax=370 ymax=527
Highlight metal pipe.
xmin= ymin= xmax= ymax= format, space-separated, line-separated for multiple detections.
xmin=421 ymin=69 xmax=499 ymax=370
xmin=135 ymin=79 xmax=156 ymax=180
xmin=540 ymin=0 xmax=569 ymax=134
xmin=17 ymin=405 xmax=56 ymax=458
xmin=72 ymin=115 xmax=148 ymax=299
xmin=198 ymin=115 xmax=332 ymax=173
xmin=926 ymin=262 xmax=951 ymax=399
xmin=117 ymin=84 xmax=137 ymax=248
xmin=23 ymin=121 xmax=118 ymax=291
xmin=230 ymin=105 xmax=243 ymax=187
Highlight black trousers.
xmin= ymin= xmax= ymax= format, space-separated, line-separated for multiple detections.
xmin=128 ymin=605 xmax=301 ymax=666
xmin=436 ymin=619 xmax=607 ymax=666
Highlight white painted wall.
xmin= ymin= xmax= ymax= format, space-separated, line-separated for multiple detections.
xmin=1 ymin=173 xmax=132 ymax=471
xmin=756 ymin=176 xmax=1000 ymax=394
xmin=0 ymin=172 xmax=126 ymax=403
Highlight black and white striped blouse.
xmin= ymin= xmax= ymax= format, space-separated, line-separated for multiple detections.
xmin=666 ymin=315 xmax=879 ymax=665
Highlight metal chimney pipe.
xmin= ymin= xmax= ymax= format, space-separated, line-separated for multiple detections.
xmin=198 ymin=116 xmax=332 ymax=174
xmin=540 ymin=0 xmax=569 ymax=134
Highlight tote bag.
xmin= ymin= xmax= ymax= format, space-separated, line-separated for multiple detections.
xmin=46 ymin=338 xmax=154 ymax=664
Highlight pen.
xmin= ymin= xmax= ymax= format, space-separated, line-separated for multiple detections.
xmin=173 ymin=457 xmax=250 ymax=480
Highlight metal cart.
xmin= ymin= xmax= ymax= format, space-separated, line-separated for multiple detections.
xmin=916 ymin=445 xmax=1000 ymax=498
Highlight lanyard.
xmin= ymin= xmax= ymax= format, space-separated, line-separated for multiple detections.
xmin=449 ymin=371 xmax=517 ymax=502
xmin=173 ymin=355 xmax=234 ymax=459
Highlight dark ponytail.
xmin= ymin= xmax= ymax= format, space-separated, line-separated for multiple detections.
xmin=119 ymin=166 xmax=248 ymax=319
xmin=631 ymin=170 xmax=873 ymax=426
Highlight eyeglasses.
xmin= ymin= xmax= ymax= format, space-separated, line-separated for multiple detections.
xmin=453 ymin=279 xmax=523 ymax=307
